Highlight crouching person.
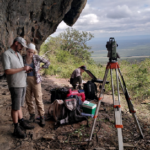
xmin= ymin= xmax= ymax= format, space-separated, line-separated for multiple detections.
xmin=2 ymin=37 xmax=34 ymax=138
xmin=70 ymin=65 xmax=86 ymax=89
xmin=23 ymin=43 xmax=50 ymax=127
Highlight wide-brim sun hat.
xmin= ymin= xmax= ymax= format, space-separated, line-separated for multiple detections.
xmin=80 ymin=65 xmax=87 ymax=70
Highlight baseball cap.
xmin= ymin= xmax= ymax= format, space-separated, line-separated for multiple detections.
xmin=14 ymin=37 xmax=28 ymax=48
xmin=27 ymin=43 xmax=36 ymax=51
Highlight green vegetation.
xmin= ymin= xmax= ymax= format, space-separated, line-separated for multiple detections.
xmin=40 ymin=28 xmax=150 ymax=101
xmin=119 ymin=59 xmax=150 ymax=100
xmin=59 ymin=28 xmax=94 ymax=61
xmin=40 ymin=28 xmax=100 ymax=79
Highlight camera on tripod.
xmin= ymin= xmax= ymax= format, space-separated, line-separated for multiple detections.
xmin=106 ymin=37 xmax=120 ymax=62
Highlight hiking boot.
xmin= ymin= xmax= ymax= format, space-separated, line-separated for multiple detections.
xmin=20 ymin=121 xmax=34 ymax=130
xmin=40 ymin=116 xmax=45 ymax=127
xmin=29 ymin=114 xmax=35 ymax=123
xmin=13 ymin=126 xmax=26 ymax=138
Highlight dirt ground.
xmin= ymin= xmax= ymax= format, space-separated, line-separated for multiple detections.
xmin=0 ymin=75 xmax=150 ymax=150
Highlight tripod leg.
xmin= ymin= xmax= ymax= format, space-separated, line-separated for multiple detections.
xmin=111 ymin=69 xmax=123 ymax=150
xmin=118 ymin=68 xmax=144 ymax=138
xmin=132 ymin=113 xmax=144 ymax=138
xmin=89 ymin=68 xmax=109 ymax=141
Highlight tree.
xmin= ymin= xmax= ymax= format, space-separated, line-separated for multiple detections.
xmin=39 ymin=28 xmax=98 ymax=78
xmin=40 ymin=28 xmax=94 ymax=63
xmin=40 ymin=36 xmax=63 ymax=56
xmin=58 ymin=28 xmax=94 ymax=60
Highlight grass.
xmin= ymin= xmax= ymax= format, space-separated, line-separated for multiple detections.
xmin=42 ymin=55 xmax=150 ymax=102
xmin=40 ymin=39 xmax=150 ymax=104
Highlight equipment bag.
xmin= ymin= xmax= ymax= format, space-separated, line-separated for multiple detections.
xmin=83 ymin=81 xmax=97 ymax=100
xmin=50 ymin=87 xmax=69 ymax=103
xmin=66 ymin=89 xmax=85 ymax=102
xmin=48 ymin=100 xmax=67 ymax=122
xmin=57 ymin=95 xmax=88 ymax=127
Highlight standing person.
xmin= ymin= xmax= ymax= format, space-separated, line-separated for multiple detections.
xmin=2 ymin=37 xmax=35 ymax=139
xmin=70 ymin=65 xmax=86 ymax=89
xmin=23 ymin=43 xmax=50 ymax=127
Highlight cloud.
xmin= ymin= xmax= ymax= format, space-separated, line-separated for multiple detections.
xmin=106 ymin=5 xmax=132 ymax=19
xmin=78 ymin=14 xmax=99 ymax=25
xmin=52 ymin=0 xmax=150 ymax=38
xmin=58 ymin=21 xmax=68 ymax=30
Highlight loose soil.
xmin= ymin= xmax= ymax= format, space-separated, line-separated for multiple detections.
xmin=0 ymin=75 xmax=150 ymax=150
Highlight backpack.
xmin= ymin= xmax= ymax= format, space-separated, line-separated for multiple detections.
xmin=50 ymin=88 xmax=69 ymax=103
xmin=48 ymin=100 xmax=67 ymax=122
xmin=65 ymin=95 xmax=83 ymax=110
xmin=73 ymin=95 xmax=83 ymax=109
xmin=83 ymin=81 xmax=97 ymax=100
xmin=55 ymin=95 xmax=89 ymax=128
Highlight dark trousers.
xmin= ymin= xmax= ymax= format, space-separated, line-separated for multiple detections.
xmin=70 ymin=76 xmax=82 ymax=89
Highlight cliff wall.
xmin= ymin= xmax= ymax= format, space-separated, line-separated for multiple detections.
xmin=0 ymin=0 xmax=87 ymax=53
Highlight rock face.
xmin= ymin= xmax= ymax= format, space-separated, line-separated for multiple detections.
xmin=0 ymin=0 xmax=87 ymax=54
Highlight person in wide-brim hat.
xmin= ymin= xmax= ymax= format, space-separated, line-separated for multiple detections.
xmin=70 ymin=65 xmax=86 ymax=90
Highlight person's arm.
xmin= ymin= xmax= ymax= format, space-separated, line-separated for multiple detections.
xmin=75 ymin=68 xmax=81 ymax=77
xmin=36 ymin=55 xmax=50 ymax=69
xmin=5 ymin=66 xmax=32 ymax=75
xmin=2 ymin=52 xmax=32 ymax=75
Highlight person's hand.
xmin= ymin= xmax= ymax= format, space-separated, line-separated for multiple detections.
xmin=23 ymin=66 xmax=33 ymax=72
xmin=26 ymin=69 xmax=33 ymax=73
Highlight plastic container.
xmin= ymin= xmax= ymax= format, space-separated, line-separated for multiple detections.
xmin=82 ymin=101 xmax=97 ymax=115
xmin=81 ymin=112 xmax=94 ymax=118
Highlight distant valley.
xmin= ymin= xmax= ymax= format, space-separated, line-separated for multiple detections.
xmin=88 ymin=35 xmax=150 ymax=64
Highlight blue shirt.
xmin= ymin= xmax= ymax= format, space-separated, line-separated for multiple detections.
xmin=26 ymin=62 xmax=35 ymax=76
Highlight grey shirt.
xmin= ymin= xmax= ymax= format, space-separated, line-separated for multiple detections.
xmin=2 ymin=48 xmax=27 ymax=88
xmin=71 ymin=68 xmax=81 ymax=78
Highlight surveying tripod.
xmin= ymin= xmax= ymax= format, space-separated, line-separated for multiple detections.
xmin=89 ymin=61 xmax=144 ymax=150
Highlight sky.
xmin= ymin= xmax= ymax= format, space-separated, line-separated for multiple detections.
xmin=52 ymin=0 xmax=150 ymax=40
